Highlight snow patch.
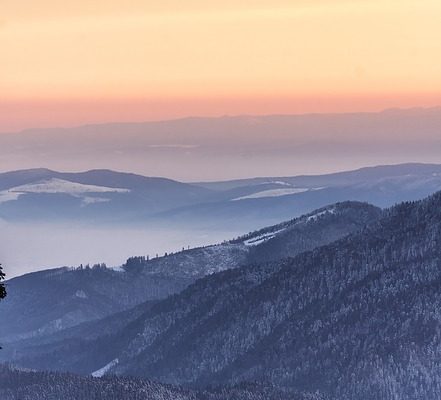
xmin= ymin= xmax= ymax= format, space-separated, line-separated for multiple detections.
xmin=81 ymin=196 xmax=111 ymax=205
xmin=243 ymin=228 xmax=286 ymax=246
xmin=260 ymin=180 xmax=292 ymax=186
xmin=232 ymin=188 xmax=310 ymax=201
xmin=306 ymin=208 xmax=335 ymax=222
xmin=0 ymin=191 xmax=21 ymax=204
xmin=92 ymin=359 xmax=119 ymax=377
xmin=5 ymin=178 xmax=130 ymax=195
xmin=0 ymin=178 xmax=130 ymax=204
xmin=75 ymin=290 xmax=88 ymax=299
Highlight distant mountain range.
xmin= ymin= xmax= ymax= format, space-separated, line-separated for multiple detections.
xmin=1 ymin=163 xmax=441 ymax=229
xmin=1 ymin=108 xmax=441 ymax=181
xmin=0 ymin=168 xmax=210 ymax=222
xmin=2 ymin=190 xmax=441 ymax=399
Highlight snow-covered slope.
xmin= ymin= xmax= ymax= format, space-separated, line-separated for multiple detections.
xmin=0 ymin=169 xmax=213 ymax=221
xmin=0 ymin=178 xmax=130 ymax=204
xmin=232 ymin=188 xmax=311 ymax=201
xmin=92 ymin=359 xmax=119 ymax=378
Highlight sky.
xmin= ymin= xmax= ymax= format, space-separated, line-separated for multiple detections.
xmin=1 ymin=0 xmax=441 ymax=132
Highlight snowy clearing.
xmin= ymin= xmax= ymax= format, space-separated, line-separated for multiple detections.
xmin=232 ymin=188 xmax=310 ymax=201
xmin=91 ymin=359 xmax=119 ymax=377
xmin=0 ymin=178 xmax=130 ymax=204
xmin=243 ymin=228 xmax=286 ymax=246
xmin=306 ymin=208 xmax=336 ymax=222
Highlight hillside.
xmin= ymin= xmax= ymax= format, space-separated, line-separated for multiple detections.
xmin=0 ymin=169 xmax=212 ymax=222
xmin=3 ymin=191 xmax=441 ymax=398
xmin=9 ymin=191 xmax=441 ymax=399
xmin=164 ymin=163 xmax=441 ymax=228
xmin=0 ymin=365 xmax=321 ymax=400
xmin=102 ymin=190 xmax=441 ymax=400
xmin=0 ymin=202 xmax=380 ymax=368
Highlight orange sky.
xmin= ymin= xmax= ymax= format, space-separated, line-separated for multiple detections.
xmin=1 ymin=0 xmax=441 ymax=131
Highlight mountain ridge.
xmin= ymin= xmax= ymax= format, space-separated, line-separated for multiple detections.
xmin=10 ymin=190 xmax=440 ymax=400
xmin=5 ymin=106 xmax=441 ymax=135
xmin=3 ymin=191 xmax=441 ymax=398
xmin=106 ymin=190 xmax=441 ymax=400
xmin=0 ymin=201 xmax=381 ymax=361
xmin=1 ymin=163 xmax=441 ymax=229
xmin=2 ymin=107 xmax=441 ymax=181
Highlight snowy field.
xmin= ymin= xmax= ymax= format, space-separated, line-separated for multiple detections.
xmin=0 ymin=178 xmax=130 ymax=205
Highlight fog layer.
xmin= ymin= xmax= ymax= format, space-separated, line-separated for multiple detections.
xmin=0 ymin=221 xmax=242 ymax=278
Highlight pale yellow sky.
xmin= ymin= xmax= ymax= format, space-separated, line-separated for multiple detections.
xmin=1 ymin=0 xmax=440 ymax=130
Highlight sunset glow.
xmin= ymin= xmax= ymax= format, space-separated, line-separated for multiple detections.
xmin=1 ymin=0 xmax=441 ymax=131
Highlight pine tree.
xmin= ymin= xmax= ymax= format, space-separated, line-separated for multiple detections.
xmin=0 ymin=263 xmax=6 ymax=300
xmin=0 ymin=263 xmax=6 ymax=350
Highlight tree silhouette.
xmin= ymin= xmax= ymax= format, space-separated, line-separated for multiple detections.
xmin=0 ymin=264 xmax=5 ymax=350
xmin=0 ymin=263 xmax=5 ymax=300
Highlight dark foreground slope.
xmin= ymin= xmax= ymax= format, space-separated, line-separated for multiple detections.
xmin=7 ymin=193 xmax=441 ymax=399
xmin=0 ymin=365 xmax=324 ymax=400
xmin=109 ymin=191 xmax=441 ymax=399
xmin=0 ymin=201 xmax=379 ymax=343
xmin=27 ymin=191 xmax=441 ymax=400
xmin=3 ymin=193 xmax=441 ymax=398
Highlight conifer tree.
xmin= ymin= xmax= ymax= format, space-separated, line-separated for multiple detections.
xmin=0 ymin=264 xmax=5 ymax=300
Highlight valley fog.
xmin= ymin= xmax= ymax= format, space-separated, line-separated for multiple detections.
xmin=0 ymin=221 xmax=243 ymax=278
